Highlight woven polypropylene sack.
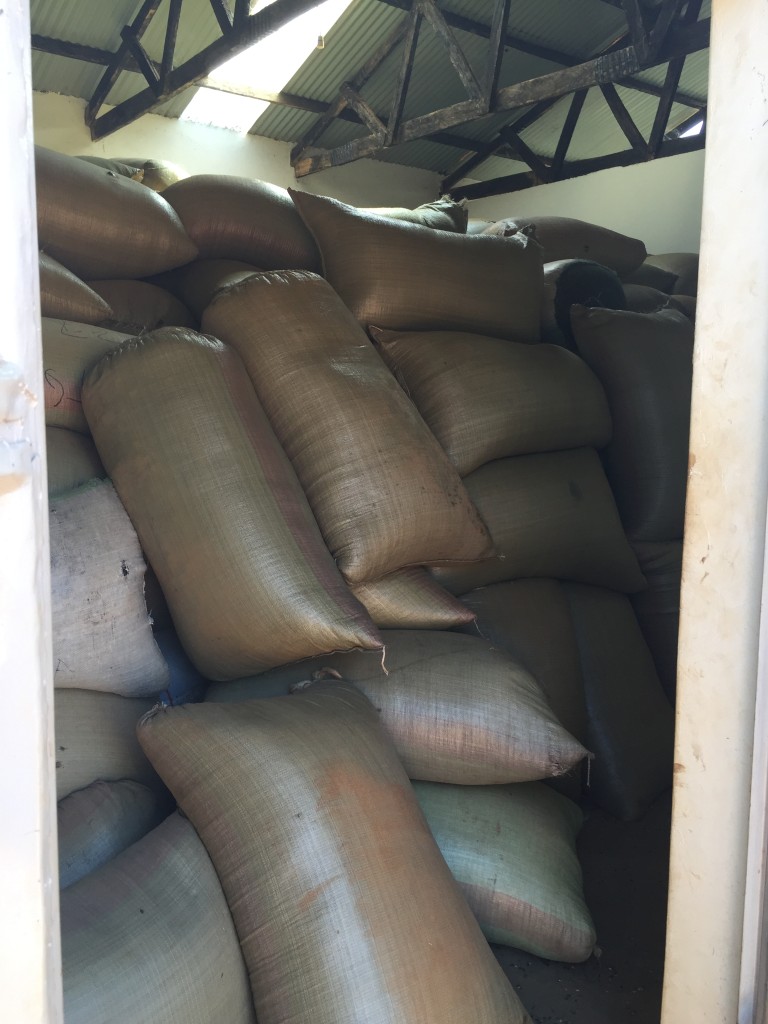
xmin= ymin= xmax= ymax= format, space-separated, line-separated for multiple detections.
xmin=42 ymin=318 xmax=132 ymax=434
xmin=372 ymin=326 xmax=612 ymax=477
xmin=564 ymin=583 xmax=675 ymax=821
xmin=361 ymin=197 xmax=468 ymax=232
xmin=75 ymin=155 xmax=144 ymax=180
xmin=205 ymin=630 xmax=589 ymax=786
xmin=152 ymin=257 xmax=262 ymax=319
xmin=45 ymin=427 xmax=104 ymax=497
xmin=669 ymin=293 xmax=696 ymax=321
xmin=631 ymin=540 xmax=682 ymax=703
xmin=351 ymin=568 xmax=476 ymax=629
xmin=87 ymin=279 xmax=196 ymax=333
xmin=622 ymin=283 xmax=672 ymax=314
xmin=483 ymin=215 xmax=646 ymax=276
xmin=138 ymin=685 xmax=531 ymax=1024
xmin=82 ymin=327 xmax=381 ymax=679
xmin=39 ymin=252 xmax=113 ymax=324
xmin=49 ymin=480 xmax=169 ymax=697
xmin=289 ymin=189 xmax=543 ymax=340
xmin=163 ymin=174 xmax=321 ymax=270
xmin=540 ymin=259 xmax=627 ymax=349
xmin=62 ymin=813 xmax=256 ymax=1024
xmin=58 ymin=779 xmax=173 ymax=889
xmin=203 ymin=272 xmax=492 ymax=584
xmin=431 ymin=449 xmax=647 ymax=595
xmin=54 ymin=689 xmax=163 ymax=800
xmin=643 ymin=252 xmax=699 ymax=296
xmin=457 ymin=579 xmax=587 ymax=802
xmin=35 ymin=146 xmax=197 ymax=279
xmin=570 ymin=305 xmax=694 ymax=541
xmin=621 ymin=259 xmax=678 ymax=292
xmin=414 ymin=781 xmax=596 ymax=962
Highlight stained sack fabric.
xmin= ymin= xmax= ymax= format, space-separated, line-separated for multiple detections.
xmin=570 ymin=305 xmax=694 ymax=541
xmin=163 ymin=174 xmax=321 ymax=270
xmin=205 ymin=630 xmax=589 ymax=786
xmin=42 ymin=318 xmax=132 ymax=434
xmin=54 ymin=689 xmax=164 ymax=800
xmin=564 ymin=583 xmax=675 ymax=821
xmin=413 ymin=781 xmax=597 ymax=962
xmin=61 ymin=813 xmax=256 ymax=1024
xmin=39 ymin=252 xmax=113 ymax=324
xmin=45 ymin=427 xmax=104 ymax=497
xmin=289 ymin=188 xmax=544 ymax=340
xmin=82 ymin=327 xmax=381 ymax=680
xmin=483 ymin=215 xmax=646 ymax=276
xmin=58 ymin=779 xmax=173 ymax=889
xmin=372 ymin=326 xmax=612 ymax=477
xmin=138 ymin=685 xmax=532 ymax=1024
xmin=49 ymin=480 xmax=169 ymax=697
xmin=351 ymin=568 xmax=476 ymax=629
xmin=35 ymin=146 xmax=198 ymax=279
xmin=431 ymin=449 xmax=647 ymax=595
xmin=630 ymin=540 xmax=683 ymax=703
xmin=203 ymin=272 xmax=492 ymax=584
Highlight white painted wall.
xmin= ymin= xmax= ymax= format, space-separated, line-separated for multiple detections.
xmin=464 ymin=149 xmax=705 ymax=255
xmin=32 ymin=91 xmax=442 ymax=208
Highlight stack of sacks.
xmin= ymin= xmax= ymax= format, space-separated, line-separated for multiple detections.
xmin=75 ymin=154 xmax=188 ymax=192
xmin=570 ymin=305 xmax=694 ymax=706
xmin=621 ymin=251 xmax=699 ymax=320
xmin=287 ymin=190 xmax=673 ymax=823
xmin=205 ymin=633 xmax=597 ymax=966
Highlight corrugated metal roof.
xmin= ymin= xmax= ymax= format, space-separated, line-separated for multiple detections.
xmin=30 ymin=0 xmax=709 ymax=185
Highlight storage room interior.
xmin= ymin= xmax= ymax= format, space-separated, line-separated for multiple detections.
xmin=5 ymin=1 xmax=768 ymax=1023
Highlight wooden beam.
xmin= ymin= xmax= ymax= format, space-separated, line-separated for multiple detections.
xmin=292 ymin=16 xmax=709 ymax=176
xmin=600 ymin=81 xmax=647 ymax=153
xmin=208 ymin=0 xmax=234 ymax=34
xmin=161 ymin=0 xmax=184 ymax=88
xmin=417 ymin=0 xmax=483 ymax=103
xmin=447 ymin=130 xmax=705 ymax=201
xmin=621 ymin=0 xmax=649 ymax=55
xmin=649 ymin=0 xmax=702 ymax=152
xmin=386 ymin=5 xmax=422 ymax=145
xmin=339 ymin=83 xmax=387 ymax=137
xmin=551 ymin=88 xmax=587 ymax=177
xmin=647 ymin=0 xmax=687 ymax=58
xmin=85 ymin=0 xmax=163 ymax=125
xmin=89 ymin=0 xmax=330 ymax=139
xmin=120 ymin=25 xmax=160 ymax=93
xmin=234 ymin=0 xmax=250 ymax=29
xmin=484 ymin=0 xmax=512 ymax=106
xmin=290 ymin=17 xmax=408 ymax=161
xmin=498 ymin=125 xmax=551 ymax=182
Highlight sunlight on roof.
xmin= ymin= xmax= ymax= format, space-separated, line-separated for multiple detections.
xmin=181 ymin=0 xmax=355 ymax=133
xmin=679 ymin=119 xmax=704 ymax=138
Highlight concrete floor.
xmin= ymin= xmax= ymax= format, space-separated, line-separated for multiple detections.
xmin=494 ymin=791 xmax=672 ymax=1024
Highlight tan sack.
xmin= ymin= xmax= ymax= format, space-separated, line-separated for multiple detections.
xmin=483 ymin=215 xmax=646 ymax=276
xmin=54 ymin=689 xmax=162 ymax=800
xmin=289 ymin=188 xmax=543 ymax=340
xmin=75 ymin=155 xmax=144 ymax=180
xmin=414 ymin=781 xmax=596 ymax=962
xmin=372 ymin=326 xmax=612 ymax=477
xmin=361 ymin=197 xmax=468 ymax=232
xmin=540 ymin=258 xmax=627 ymax=349
xmin=138 ymin=685 xmax=532 ymax=1024
xmin=49 ymin=479 xmax=169 ymax=697
xmin=643 ymin=251 xmax=699 ymax=296
xmin=35 ymin=146 xmax=197 ymax=279
xmin=431 ymin=448 xmax=647 ymax=595
xmin=61 ymin=813 xmax=256 ymax=1024
xmin=45 ymin=427 xmax=104 ymax=497
xmin=39 ymin=252 xmax=113 ymax=324
xmin=630 ymin=540 xmax=682 ymax=703
xmin=351 ymin=568 xmax=475 ymax=629
xmin=203 ymin=272 xmax=492 ymax=584
xmin=87 ymin=279 xmax=196 ymax=333
xmin=570 ymin=305 xmax=694 ymax=541
xmin=82 ymin=327 xmax=381 ymax=680
xmin=125 ymin=157 xmax=188 ymax=192
xmin=152 ymin=257 xmax=262 ymax=319
xmin=206 ymin=630 xmax=589 ymax=786
xmin=163 ymin=174 xmax=321 ymax=270
xmin=564 ymin=583 xmax=675 ymax=821
xmin=42 ymin=318 xmax=133 ymax=434
xmin=58 ymin=779 xmax=173 ymax=889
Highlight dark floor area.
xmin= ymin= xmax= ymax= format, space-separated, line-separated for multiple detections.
xmin=495 ymin=792 xmax=672 ymax=1024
